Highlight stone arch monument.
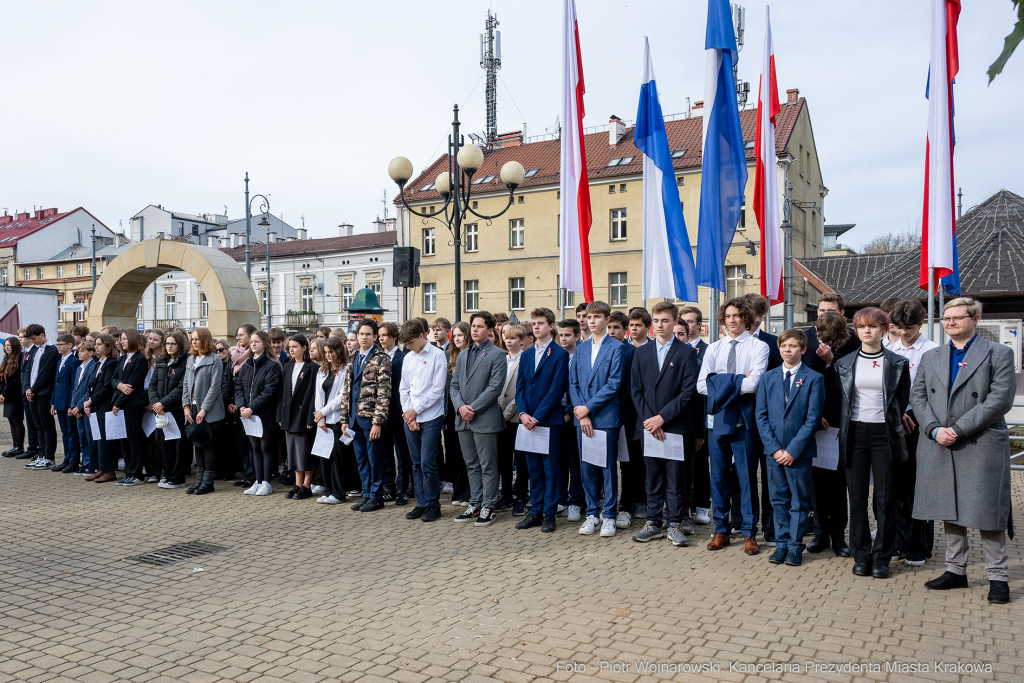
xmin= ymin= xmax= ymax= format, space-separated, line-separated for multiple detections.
xmin=88 ymin=239 xmax=260 ymax=338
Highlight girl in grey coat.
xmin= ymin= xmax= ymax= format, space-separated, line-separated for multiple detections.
xmin=182 ymin=328 xmax=225 ymax=495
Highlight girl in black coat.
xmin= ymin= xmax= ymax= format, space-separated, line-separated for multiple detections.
xmin=84 ymin=334 xmax=121 ymax=483
xmin=0 ymin=336 xmax=25 ymax=456
xmin=277 ymin=334 xmax=317 ymax=499
xmin=149 ymin=331 xmax=190 ymax=488
xmin=235 ymin=329 xmax=282 ymax=494
xmin=111 ymin=330 xmax=150 ymax=485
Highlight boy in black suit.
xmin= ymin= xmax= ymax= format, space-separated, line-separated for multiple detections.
xmin=23 ymin=324 xmax=60 ymax=469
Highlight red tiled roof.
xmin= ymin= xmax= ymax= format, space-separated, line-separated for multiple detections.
xmin=219 ymin=231 xmax=397 ymax=260
xmin=0 ymin=207 xmax=113 ymax=244
xmin=398 ymin=99 xmax=805 ymax=203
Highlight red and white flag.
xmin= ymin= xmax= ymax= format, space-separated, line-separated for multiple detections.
xmin=559 ymin=0 xmax=593 ymax=302
xmin=753 ymin=6 xmax=782 ymax=306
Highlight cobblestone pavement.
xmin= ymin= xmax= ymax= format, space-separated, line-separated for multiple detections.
xmin=1 ymin=433 xmax=1021 ymax=683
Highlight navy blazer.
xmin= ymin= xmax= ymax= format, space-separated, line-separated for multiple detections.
xmin=754 ymin=364 xmax=825 ymax=460
xmin=71 ymin=358 xmax=94 ymax=412
xmin=705 ymin=373 xmax=752 ymax=438
xmin=51 ymin=353 xmax=81 ymax=411
xmin=387 ymin=348 xmax=405 ymax=421
xmin=516 ymin=342 xmax=570 ymax=427
xmin=630 ymin=338 xmax=698 ymax=437
xmin=617 ymin=342 xmax=638 ymax=438
xmin=568 ymin=336 xmax=624 ymax=430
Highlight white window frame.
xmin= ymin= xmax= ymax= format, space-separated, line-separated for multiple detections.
xmin=368 ymin=281 xmax=381 ymax=300
xmin=610 ymin=208 xmax=627 ymax=241
xmin=423 ymin=283 xmax=437 ymax=313
xmin=465 ymin=280 xmax=480 ymax=312
xmin=200 ymin=292 xmax=209 ymax=318
xmin=465 ymin=223 xmax=478 ymax=252
xmin=610 ymin=272 xmax=627 ymax=307
xmin=77 ymin=263 xmax=84 ymax=276
xmin=57 ymin=265 xmax=64 ymax=278
xmin=423 ymin=228 xmax=435 ymax=256
xmin=510 ymin=218 xmax=524 ymax=249
xmin=37 ymin=268 xmax=43 ymax=280
xmin=726 ymin=265 xmax=746 ymax=299
xmin=23 ymin=268 xmax=30 ymax=281
xmin=164 ymin=294 xmax=176 ymax=320
xmin=261 ymin=289 xmax=269 ymax=316
xmin=341 ymin=284 xmax=353 ymax=310
xmin=300 ymin=286 xmax=314 ymax=311
xmin=510 ymin=277 xmax=525 ymax=311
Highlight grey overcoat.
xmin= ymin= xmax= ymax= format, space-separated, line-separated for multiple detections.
xmin=449 ymin=339 xmax=506 ymax=433
xmin=910 ymin=335 xmax=1016 ymax=531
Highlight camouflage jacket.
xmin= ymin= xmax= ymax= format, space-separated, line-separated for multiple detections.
xmin=339 ymin=346 xmax=392 ymax=426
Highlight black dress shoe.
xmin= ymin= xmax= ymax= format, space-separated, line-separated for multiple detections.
xmin=285 ymin=486 xmax=300 ymax=499
xmin=421 ymin=507 xmax=440 ymax=522
xmin=833 ymin=542 xmax=852 ymax=558
xmin=871 ymin=565 xmax=890 ymax=579
xmin=192 ymin=483 xmax=215 ymax=495
xmin=395 ymin=493 xmax=409 ymax=506
xmin=515 ymin=513 xmax=543 ymax=530
xmin=988 ymin=580 xmax=1010 ymax=604
xmin=233 ymin=480 xmax=248 ymax=487
xmin=16 ymin=450 xmax=36 ymax=460
xmin=293 ymin=487 xmax=312 ymax=500
xmin=360 ymin=498 xmax=384 ymax=512
xmin=61 ymin=463 xmax=79 ymax=473
xmin=350 ymin=498 xmax=366 ymax=511
xmin=852 ymin=562 xmax=870 ymax=577
xmin=50 ymin=461 xmax=67 ymax=472
xmin=924 ymin=571 xmax=969 ymax=590
xmin=807 ymin=537 xmax=831 ymax=553
xmin=406 ymin=506 xmax=425 ymax=520
xmin=541 ymin=515 xmax=557 ymax=533
xmin=2 ymin=447 xmax=22 ymax=458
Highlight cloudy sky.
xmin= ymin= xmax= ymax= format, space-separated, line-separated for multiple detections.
xmin=1 ymin=0 xmax=1021 ymax=248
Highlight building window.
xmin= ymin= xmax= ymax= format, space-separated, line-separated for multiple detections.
xmin=369 ymin=282 xmax=381 ymax=300
xmin=465 ymin=280 xmax=479 ymax=312
xmin=465 ymin=224 xmax=478 ymax=252
xmin=137 ymin=299 xmax=144 ymax=320
xmin=1 ymin=270 xmax=6 ymax=286
xmin=517 ymin=195 xmax=524 ymax=204
xmin=341 ymin=284 xmax=353 ymax=310
xmin=179 ymin=221 xmax=185 ymax=236
xmin=671 ymin=149 xmax=687 ymax=158
xmin=677 ymin=176 xmax=685 ymax=185
xmin=37 ymin=268 xmax=44 ymax=280
xmin=300 ymin=286 xmax=314 ymax=311
xmin=261 ymin=289 xmax=269 ymax=316
xmin=606 ymin=156 xmax=635 ymax=167
xmin=510 ymin=219 xmax=524 ymax=249
xmin=200 ymin=292 xmax=209 ymax=318
xmin=77 ymin=263 xmax=84 ymax=276
xmin=610 ymin=209 xmax=627 ymax=241
xmin=620 ymin=184 xmax=627 ymax=193
xmin=610 ymin=272 xmax=627 ymax=307
xmin=510 ymin=277 xmax=525 ymax=311
xmin=23 ymin=269 xmax=30 ymax=281
xmin=423 ymin=283 xmax=437 ymax=313
xmin=192 ymin=224 xmax=199 ymax=236
xmin=74 ymin=300 xmax=84 ymax=322
xmin=726 ymin=265 xmax=746 ymax=299
xmin=57 ymin=266 xmax=64 ymax=278
xmin=164 ymin=294 xmax=176 ymax=320
xmin=423 ymin=228 xmax=435 ymax=256
xmin=609 ymin=184 xmax=616 ymax=194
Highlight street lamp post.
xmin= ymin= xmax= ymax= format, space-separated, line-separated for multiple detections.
xmin=244 ymin=173 xmax=270 ymax=281
xmin=90 ymin=225 xmax=97 ymax=292
xmin=388 ymin=104 xmax=525 ymax=322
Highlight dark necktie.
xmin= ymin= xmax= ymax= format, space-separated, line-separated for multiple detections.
xmin=784 ymin=370 xmax=792 ymax=401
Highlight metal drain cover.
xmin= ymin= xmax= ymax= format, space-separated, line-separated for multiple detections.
xmin=127 ymin=541 xmax=226 ymax=567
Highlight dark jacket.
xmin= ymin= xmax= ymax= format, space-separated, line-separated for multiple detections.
xmin=516 ymin=342 xmax=571 ymax=427
xmin=87 ymin=357 xmax=118 ymax=414
xmin=387 ymin=348 xmax=405 ymax=422
xmin=276 ymin=360 xmax=316 ymax=433
xmin=834 ymin=347 xmax=911 ymax=468
xmin=234 ymin=353 xmax=282 ymax=423
xmin=71 ymin=359 xmax=94 ymax=413
xmin=111 ymin=352 xmax=150 ymax=408
xmin=756 ymin=329 xmax=784 ymax=371
xmin=705 ymin=373 xmax=748 ymax=438
xmin=28 ymin=344 xmax=60 ymax=397
xmin=148 ymin=353 xmax=188 ymax=412
xmin=754 ymin=364 xmax=825 ymax=460
xmin=803 ymin=325 xmax=860 ymax=427
xmin=630 ymin=338 xmax=699 ymax=438
xmin=0 ymin=365 xmax=23 ymax=419
xmin=688 ymin=339 xmax=708 ymax=435
xmin=618 ymin=342 xmax=638 ymax=439
xmin=51 ymin=353 xmax=81 ymax=411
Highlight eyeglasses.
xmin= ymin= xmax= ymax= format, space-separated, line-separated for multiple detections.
xmin=941 ymin=315 xmax=973 ymax=324
xmin=216 ymin=347 xmax=229 ymax=353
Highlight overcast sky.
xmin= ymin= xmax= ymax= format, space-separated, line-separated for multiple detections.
xmin=1 ymin=0 xmax=1020 ymax=249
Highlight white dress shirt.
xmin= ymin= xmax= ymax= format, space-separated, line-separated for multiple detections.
xmin=387 ymin=345 xmax=399 ymax=360
xmin=888 ymin=334 xmax=939 ymax=384
xmin=400 ymin=342 xmax=447 ymax=422
xmin=291 ymin=361 xmax=303 ymax=391
xmin=507 ymin=350 xmax=522 ymax=381
xmin=30 ymin=341 xmax=48 ymax=386
xmin=781 ymin=362 xmax=802 ymax=397
xmin=590 ymin=332 xmax=606 ymax=366
xmin=655 ymin=337 xmax=674 ymax=371
xmin=696 ymin=331 xmax=769 ymax=395
xmin=534 ymin=338 xmax=553 ymax=370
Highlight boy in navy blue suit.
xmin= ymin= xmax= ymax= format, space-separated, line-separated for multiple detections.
xmin=568 ymin=301 xmax=624 ymax=538
xmin=49 ymin=334 xmax=81 ymax=472
xmin=754 ymin=329 xmax=825 ymax=566
xmin=514 ymin=308 xmax=570 ymax=533
xmin=71 ymin=341 xmax=97 ymax=475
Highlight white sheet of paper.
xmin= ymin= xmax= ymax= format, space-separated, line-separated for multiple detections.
xmin=162 ymin=416 xmax=181 ymax=441
xmin=643 ymin=430 xmax=686 ymax=461
xmin=339 ymin=427 xmax=355 ymax=445
xmin=241 ymin=415 xmax=263 ymax=438
xmin=617 ymin=426 xmax=629 ymax=462
xmin=581 ymin=429 xmax=608 ymax=468
xmin=89 ymin=413 xmax=101 ymax=441
xmin=515 ymin=424 xmax=550 ymax=453
xmin=142 ymin=412 xmax=157 ymax=437
xmin=312 ymin=427 xmax=335 ymax=458
xmin=813 ymin=427 xmax=840 ymax=470
xmin=104 ymin=411 xmax=127 ymax=440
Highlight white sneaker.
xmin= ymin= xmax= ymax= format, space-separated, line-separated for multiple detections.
xmin=567 ymin=505 xmax=582 ymax=522
xmin=23 ymin=457 xmax=43 ymax=469
xmin=158 ymin=481 xmax=171 ymax=489
xmin=556 ymin=504 xmax=568 ymax=517
xmin=442 ymin=481 xmax=454 ymax=494
xmin=600 ymin=518 xmax=616 ymax=537
xmin=243 ymin=481 xmax=261 ymax=495
xmin=31 ymin=459 xmax=54 ymax=470
xmin=323 ymin=495 xmax=342 ymax=505
xmin=615 ymin=511 xmax=632 ymax=529
xmin=316 ymin=495 xmax=328 ymax=503
xmin=579 ymin=515 xmax=600 ymax=535
xmin=255 ymin=481 xmax=272 ymax=496
xmin=311 ymin=485 xmax=326 ymax=495
xmin=117 ymin=458 xmax=125 ymax=471
xmin=694 ymin=507 xmax=712 ymax=525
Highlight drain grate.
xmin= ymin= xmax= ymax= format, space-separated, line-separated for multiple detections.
xmin=127 ymin=541 xmax=226 ymax=567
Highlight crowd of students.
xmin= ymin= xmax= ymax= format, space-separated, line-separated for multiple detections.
xmin=0 ymin=290 xmax=1014 ymax=604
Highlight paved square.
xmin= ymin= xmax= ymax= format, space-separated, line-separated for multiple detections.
xmin=1 ymin=433 xmax=1021 ymax=682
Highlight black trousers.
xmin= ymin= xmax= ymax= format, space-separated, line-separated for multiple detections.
xmin=30 ymin=398 xmax=57 ymax=459
xmin=811 ymin=466 xmax=849 ymax=543
xmin=618 ymin=433 xmax=646 ymax=511
xmin=24 ymin=396 xmax=39 ymax=451
xmin=144 ymin=428 xmax=163 ymax=480
xmin=644 ymin=453 xmax=688 ymax=526
xmin=121 ymin=405 xmax=146 ymax=479
xmin=162 ymin=410 xmax=190 ymax=484
xmin=893 ymin=421 xmax=932 ymax=558
xmin=847 ymin=421 xmax=896 ymax=568
xmin=497 ymin=422 xmax=517 ymax=499
xmin=8 ymin=417 xmax=25 ymax=449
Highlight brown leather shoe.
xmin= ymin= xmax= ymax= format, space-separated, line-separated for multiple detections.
xmin=707 ymin=533 xmax=731 ymax=550
xmin=743 ymin=536 xmax=760 ymax=555
xmin=93 ymin=471 xmax=118 ymax=483
xmin=83 ymin=471 xmax=101 ymax=481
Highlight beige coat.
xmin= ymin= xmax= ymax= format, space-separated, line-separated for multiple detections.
xmin=498 ymin=351 xmax=521 ymax=423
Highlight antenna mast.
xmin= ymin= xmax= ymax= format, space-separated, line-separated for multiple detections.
xmin=480 ymin=9 xmax=501 ymax=150
xmin=731 ymin=3 xmax=750 ymax=107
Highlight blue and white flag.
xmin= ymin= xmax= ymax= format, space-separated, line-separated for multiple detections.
xmin=635 ymin=38 xmax=697 ymax=303
xmin=695 ymin=0 xmax=749 ymax=293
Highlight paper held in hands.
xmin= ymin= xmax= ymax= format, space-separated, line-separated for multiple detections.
xmin=241 ymin=415 xmax=263 ymax=438
xmin=340 ymin=427 xmax=356 ymax=445
xmin=104 ymin=411 xmax=127 ymax=440
xmin=311 ymin=427 xmax=334 ymax=458
xmin=162 ymin=416 xmax=181 ymax=441
xmin=643 ymin=431 xmax=685 ymax=461
xmin=581 ymin=429 xmax=607 ymax=468
xmin=813 ymin=427 xmax=840 ymax=470
xmin=515 ymin=424 xmax=550 ymax=453
xmin=89 ymin=413 xmax=101 ymax=441
xmin=617 ymin=427 xmax=629 ymax=462
xmin=142 ymin=412 xmax=157 ymax=437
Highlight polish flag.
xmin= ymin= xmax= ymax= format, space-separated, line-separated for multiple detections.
xmin=753 ymin=7 xmax=783 ymax=306
xmin=559 ymin=0 xmax=594 ymax=302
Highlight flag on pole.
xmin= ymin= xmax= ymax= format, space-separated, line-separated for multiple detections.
xmin=695 ymin=0 xmax=749 ymax=293
xmin=0 ymin=303 xmax=20 ymax=336
xmin=920 ymin=0 xmax=961 ymax=295
xmin=559 ymin=0 xmax=594 ymax=302
xmin=636 ymin=38 xmax=698 ymax=303
xmin=753 ymin=7 xmax=783 ymax=306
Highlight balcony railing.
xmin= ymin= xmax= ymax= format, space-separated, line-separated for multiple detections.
xmin=152 ymin=319 xmax=180 ymax=330
xmin=286 ymin=312 xmax=319 ymax=328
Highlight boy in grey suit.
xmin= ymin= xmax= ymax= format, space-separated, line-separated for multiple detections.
xmin=450 ymin=311 xmax=508 ymax=526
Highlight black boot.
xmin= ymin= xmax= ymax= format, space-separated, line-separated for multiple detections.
xmin=193 ymin=471 xmax=216 ymax=495
xmin=186 ymin=469 xmax=205 ymax=494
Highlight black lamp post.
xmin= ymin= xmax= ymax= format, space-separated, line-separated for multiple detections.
xmin=388 ymin=104 xmax=525 ymax=322
xmin=244 ymin=172 xmax=270 ymax=282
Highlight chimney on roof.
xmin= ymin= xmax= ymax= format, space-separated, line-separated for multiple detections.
xmin=786 ymin=88 xmax=799 ymax=103
xmin=609 ymin=115 xmax=626 ymax=145
xmin=220 ymin=236 xmax=230 ymax=249
xmin=114 ymin=233 xmax=129 ymax=247
xmin=492 ymin=130 xmax=523 ymax=148
xmin=372 ymin=217 xmax=386 ymax=233
xmin=207 ymin=236 xmax=216 ymax=248
xmin=297 ymin=228 xmax=307 ymax=240
xmin=230 ymin=234 xmax=238 ymax=248
xmin=0 ymin=216 xmax=12 ymax=225
xmin=339 ymin=223 xmax=354 ymax=237
xmin=17 ymin=213 xmax=29 ymax=221
xmin=385 ymin=217 xmax=396 ymax=232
